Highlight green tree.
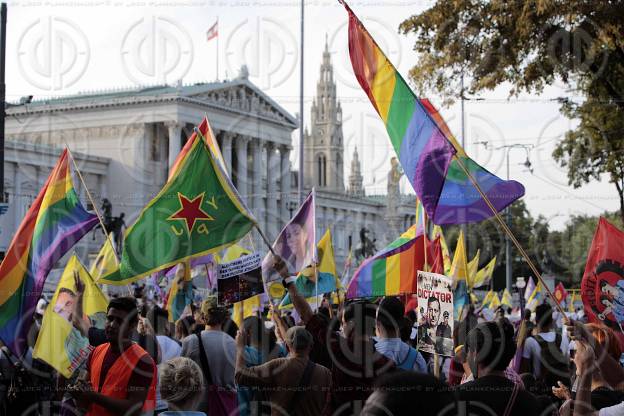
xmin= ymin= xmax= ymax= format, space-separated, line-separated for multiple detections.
xmin=399 ymin=0 xmax=624 ymax=239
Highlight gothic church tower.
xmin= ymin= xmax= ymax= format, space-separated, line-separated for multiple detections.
xmin=304 ymin=37 xmax=345 ymax=193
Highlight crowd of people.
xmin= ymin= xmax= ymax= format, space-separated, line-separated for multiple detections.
xmin=1 ymin=254 xmax=623 ymax=416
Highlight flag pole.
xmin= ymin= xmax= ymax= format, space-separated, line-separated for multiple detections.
xmin=65 ymin=146 xmax=120 ymax=268
xmin=66 ymin=145 xmax=131 ymax=297
xmin=451 ymin=154 xmax=565 ymax=316
xmin=254 ymin=223 xmax=276 ymax=256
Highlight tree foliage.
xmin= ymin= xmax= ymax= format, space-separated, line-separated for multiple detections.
xmin=400 ymin=0 xmax=624 ymax=230
xmin=399 ymin=0 xmax=624 ymax=107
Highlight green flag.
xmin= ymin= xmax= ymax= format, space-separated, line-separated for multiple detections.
xmin=101 ymin=124 xmax=256 ymax=285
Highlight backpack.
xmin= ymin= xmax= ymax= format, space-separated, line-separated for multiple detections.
xmin=535 ymin=333 xmax=570 ymax=389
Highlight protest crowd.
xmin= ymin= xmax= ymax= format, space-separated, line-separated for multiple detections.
xmin=1 ymin=2 xmax=624 ymax=416
xmin=1 ymin=253 xmax=624 ymax=416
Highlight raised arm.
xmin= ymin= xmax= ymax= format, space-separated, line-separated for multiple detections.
xmin=272 ymin=255 xmax=313 ymax=324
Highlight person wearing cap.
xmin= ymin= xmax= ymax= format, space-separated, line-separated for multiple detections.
xmin=235 ymin=325 xmax=331 ymax=416
xmin=180 ymin=297 xmax=237 ymax=414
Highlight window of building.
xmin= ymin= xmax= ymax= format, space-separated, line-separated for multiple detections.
xmin=317 ymin=154 xmax=326 ymax=187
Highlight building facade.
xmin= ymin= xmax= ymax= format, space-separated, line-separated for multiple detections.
xmin=5 ymin=50 xmax=417 ymax=275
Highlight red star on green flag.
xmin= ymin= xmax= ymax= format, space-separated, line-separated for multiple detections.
xmin=168 ymin=193 xmax=213 ymax=233
xmin=100 ymin=120 xmax=256 ymax=285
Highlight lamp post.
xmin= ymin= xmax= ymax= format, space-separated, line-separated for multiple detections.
xmin=516 ymin=276 xmax=526 ymax=311
xmin=478 ymin=142 xmax=533 ymax=293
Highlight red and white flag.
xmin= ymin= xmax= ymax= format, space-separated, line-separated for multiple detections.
xmin=581 ymin=217 xmax=624 ymax=341
xmin=206 ymin=20 xmax=218 ymax=41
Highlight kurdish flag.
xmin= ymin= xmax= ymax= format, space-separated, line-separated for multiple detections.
xmin=89 ymin=237 xmax=118 ymax=282
xmin=0 ymin=149 xmax=98 ymax=354
xmin=34 ymin=254 xmax=108 ymax=377
xmin=473 ymin=256 xmax=496 ymax=288
xmin=467 ymin=249 xmax=480 ymax=289
xmin=346 ymin=225 xmax=433 ymax=298
xmin=343 ymin=2 xmax=524 ymax=224
xmin=102 ymin=119 xmax=256 ymax=284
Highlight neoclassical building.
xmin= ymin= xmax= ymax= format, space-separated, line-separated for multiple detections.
xmin=5 ymin=47 xmax=417 ymax=273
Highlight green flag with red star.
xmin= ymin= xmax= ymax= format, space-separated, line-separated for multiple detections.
xmin=99 ymin=121 xmax=257 ymax=285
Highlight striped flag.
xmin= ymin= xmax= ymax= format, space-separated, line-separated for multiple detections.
xmin=0 ymin=150 xmax=98 ymax=354
xmin=342 ymin=1 xmax=524 ymax=224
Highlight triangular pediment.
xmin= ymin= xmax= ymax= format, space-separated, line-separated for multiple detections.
xmin=186 ymin=80 xmax=297 ymax=128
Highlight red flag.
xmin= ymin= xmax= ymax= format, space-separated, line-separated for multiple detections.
xmin=429 ymin=236 xmax=445 ymax=275
xmin=206 ymin=20 xmax=218 ymax=41
xmin=581 ymin=217 xmax=624 ymax=337
xmin=553 ymin=282 xmax=568 ymax=304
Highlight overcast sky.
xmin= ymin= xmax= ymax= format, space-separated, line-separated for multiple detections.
xmin=6 ymin=0 xmax=619 ymax=229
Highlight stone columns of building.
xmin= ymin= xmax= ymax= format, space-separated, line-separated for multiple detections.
xmin=251 ymin=139 xmax=264 ymax=232
xmin=221 ymin=132 xmax=234 ymax=175
xmin=165 ymin=121 xmax=182 ymax=172
xmin=266 ymin=142 xmax=279 ymax=239
xmin=13 ymin=166 xmax=21 ymax=227
xmin=279 ymin=145 xmax=291 ymax=228
xmin=235 ymin=135 xmax=250 ymax=202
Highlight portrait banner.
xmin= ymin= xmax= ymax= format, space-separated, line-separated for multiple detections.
xmin=261 ymin=190 xmax=316 ymax=303
xmin=416 ymin=271 xmax=454 ymax=357
xmin=33 ymin=255 xmax=108 ymax=378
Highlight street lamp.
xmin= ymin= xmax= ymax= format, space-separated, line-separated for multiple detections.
xmin=515 ymin=276 xmax=526 ymax=311
xmin=478 ymin=142 xmax=534 ymax=294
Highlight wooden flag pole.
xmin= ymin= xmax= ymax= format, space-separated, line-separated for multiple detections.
xmin=66 ymin=146 xmax=120 ymax=268
xmin=451 ymin=154 xmax=566 ymax=316
xmin=66 ymin=145 xmax=132 ymax=296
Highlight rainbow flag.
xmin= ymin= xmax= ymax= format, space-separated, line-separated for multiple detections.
xmin=346 ymin=225 xmax=433 ymax=298
xmin=0 ymin=149 xmax=98 ymax=354
xmin=343 ymin=2 xmax=524 ymax=225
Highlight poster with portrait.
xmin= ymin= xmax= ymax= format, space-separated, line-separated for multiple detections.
xmin=416 ymin=271 xmax=454 ymax=357
xmin=261 ymin=190 xmax=316 ymax=303
xmin=217 ymin=252 xmax=264 ymax=305
xmin=33 ymin=255 xmax=109 ymax=378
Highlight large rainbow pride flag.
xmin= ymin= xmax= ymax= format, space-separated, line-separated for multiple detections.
xmin=343 ymin=2 xmax=524 ymax=224
xmin=0 ymin=149 xmax=98 ymax=354
xmin=346 ymin=225 xmax=434 ymax=298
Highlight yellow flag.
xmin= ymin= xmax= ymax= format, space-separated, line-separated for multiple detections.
xmin=318 ymin=229 xmax=339 ymax=286
xmin=221 ymin=244 xmax=250 ymax=263
xmin=470 ymin=292 xmax=479 ymax=305
xmin=473 ymin=256 xmax=496 ymax=288
xmin=526 ymin=282 xmax=542 ymax=311
xmin=89 ymin=238 xmax=118 ymax=282
xmin=501 ymin=288 xmax=513 ymax=307
xmin=233 ymin=294 xmax=263 ymax=326
xmin=34 ymin=255 xmax=109 ymax=378
xmin=467 ymin=249 xmax=480 ymax=289
xmin=450 ymin=230 xmax=469 ymax=283
xmin=432 ymin=225 xmax=452 ymax=275
xmin=489 ymin=293 xmax=501 ymax=309
xmin=568 ymin=291 xmax=577 ymax=313
xmin=481 ymin=290 xmax=494 ymax=307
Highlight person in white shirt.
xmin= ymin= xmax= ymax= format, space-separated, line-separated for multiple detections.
xmin=520 ymin=304 xmax=569 ymax=380
xmin=147 ymin=306 xmax=182 ymax=412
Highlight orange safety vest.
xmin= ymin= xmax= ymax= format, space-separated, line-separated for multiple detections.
xmin=87 ymin=342 xmax=157 ymax=416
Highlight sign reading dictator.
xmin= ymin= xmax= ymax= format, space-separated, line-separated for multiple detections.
xmin=581 ymin=218 xmax=624 ymax=335
xmin=416 ymin=271 xmax=454 ymax=357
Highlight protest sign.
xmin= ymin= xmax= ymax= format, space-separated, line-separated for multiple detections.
xmin=218 ymin=252 xmax=263 ymax=305
xmin=416 ymin=271 xmax=454 ymax=357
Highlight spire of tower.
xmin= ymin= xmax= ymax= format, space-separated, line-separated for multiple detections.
xmin=348 ymin=146 xmax=364 ymax=197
